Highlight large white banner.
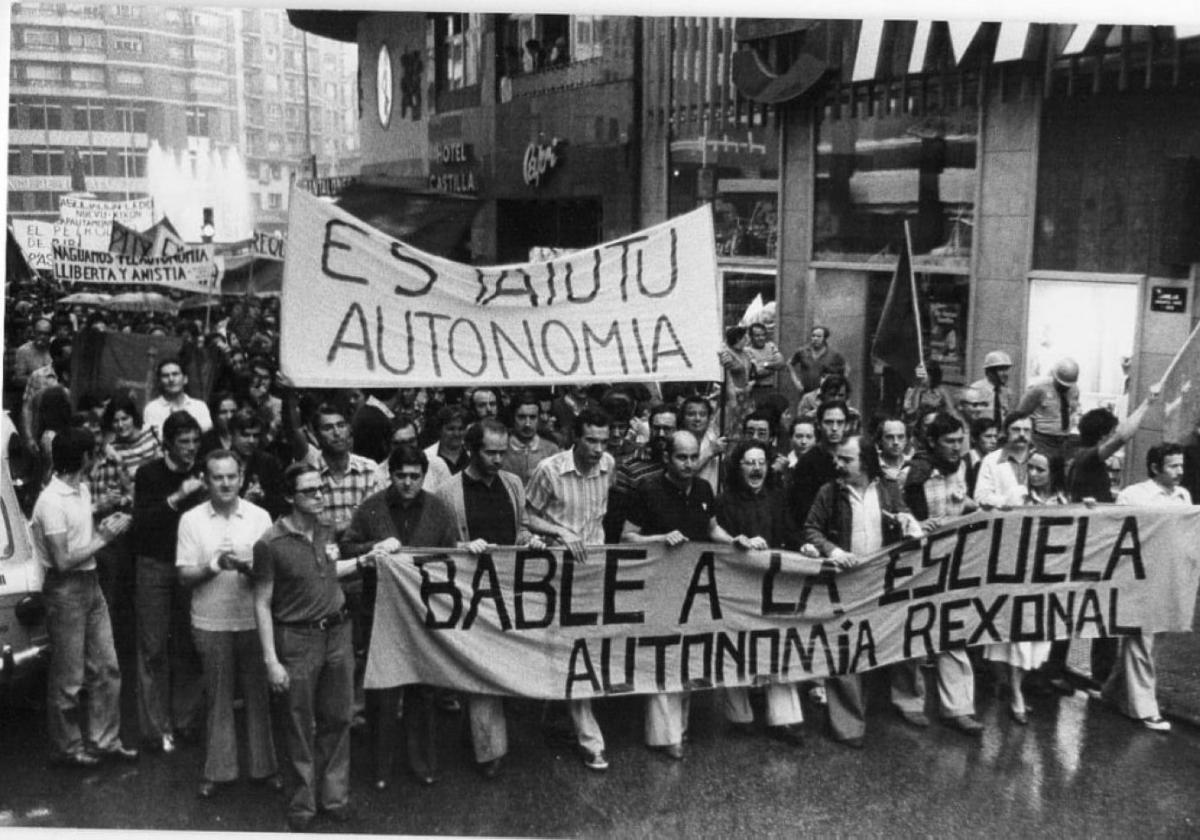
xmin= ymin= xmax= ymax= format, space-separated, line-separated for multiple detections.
xmin=280 ymin=187 xmax=723 ymax=387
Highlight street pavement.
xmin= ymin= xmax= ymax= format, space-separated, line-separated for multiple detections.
xmin=2 ymin=669 xmax=1200 ymax=838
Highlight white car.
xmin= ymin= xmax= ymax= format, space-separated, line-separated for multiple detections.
xmin=0 ymin=455 xmax=49 ymax=687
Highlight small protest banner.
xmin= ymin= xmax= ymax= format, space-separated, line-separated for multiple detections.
xmin=250 ymin=229 xmax=286 ymax=262
xmin=52 ymin=243 xmax=221 ymax=292
xmin=12 ymin=218 xmax=89 ymax=269
xmin=280 ymin=187 xmax=723 ymax=387
xmin=365 ymin=505 xmax=1200 ymax=699
xmin=59 ymin=194 xmax=155 ymax=250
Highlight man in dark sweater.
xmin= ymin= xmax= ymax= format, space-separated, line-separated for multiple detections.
xmin=132 ymin=410 xmax=207 ymax=753
xmin=787 ymin=400 xmax=849 ymax=540
xmin=339 ymin=444 xmax=458 ymax=789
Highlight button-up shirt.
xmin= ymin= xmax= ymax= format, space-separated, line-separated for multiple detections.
xmin=846 ymin=483 xmax=884 ymax=555
xmin=177 ymin=499 xmax=273 ymax=632
xmin=974 ymin=447 xmax=1030 ymax=507
xmin=1016 ymin=377 xmax=1079 ymax=437
xmin=525 ymin=449 xmax=615 ymax=545
xmin=303 ymin=449 xmax=382 ymax=533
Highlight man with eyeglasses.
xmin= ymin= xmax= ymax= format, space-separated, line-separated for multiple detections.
xmin=605 ymin=403 xmax=677 ymax=542
xmin=253 ymin=463 xmax=367 ymax=832
xmin=340 ymin=444 xmax=459 ymax=789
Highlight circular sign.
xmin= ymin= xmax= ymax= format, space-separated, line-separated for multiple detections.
xmin=376 ymin=43 xmax=393 ymax=128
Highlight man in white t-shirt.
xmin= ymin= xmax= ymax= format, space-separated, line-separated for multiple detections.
xmin=1105 ymin=442 xmax=1193 ymax=733
xmin=31 ymin=428 xmax=137 ymax=766
xmin=176 ymin=449 xmax=278 ymax=797
xmin=143 ymin=358 xmax=212 ymax=442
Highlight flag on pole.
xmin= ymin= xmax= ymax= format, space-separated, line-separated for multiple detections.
xmin=870 ymin=222 xmax=925 ymax=386
xmin=1159 ymin=318 xmax=1200 ymax=443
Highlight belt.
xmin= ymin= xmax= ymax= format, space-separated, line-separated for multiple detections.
xmin=277 ymin=607 xmax=349 ymax=631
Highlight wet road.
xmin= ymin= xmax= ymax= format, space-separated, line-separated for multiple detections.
xmin=2 ymin=671 xmax=1200 ymax=838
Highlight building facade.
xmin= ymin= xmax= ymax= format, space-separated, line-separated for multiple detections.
xmin=733 ymin=20 xmax=1200 ymax=471
xmin=6 ymin=3 xmax=358 ymax=238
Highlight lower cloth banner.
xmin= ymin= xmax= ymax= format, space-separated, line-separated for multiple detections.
xmin=363 ymin=505 xmax=1200 ymax=700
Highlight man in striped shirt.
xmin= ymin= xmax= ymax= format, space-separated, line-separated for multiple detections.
xmin=524 ymin=406 xmax=616 ymax=771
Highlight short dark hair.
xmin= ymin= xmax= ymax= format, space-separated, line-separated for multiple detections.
xmin=970 ymin=417 xmax=998 ymax=442
xmin=511 ymin=390 xmax=541 ymax=415
xmin=741 ymin=409 xmax=774 ymax=433
xmin=203 ymin=448 xmax=241 ymax=476
xmin=155 ymin=357 xmax=184 ymax=379
xmin=390 ymin=412 xmax=419 ymax=434
xmin=387 ymin=443 xmax=428 ymax=474
xmin=229 ymin=407 xmax=264 ymax=435
xmin=52 ymin=427 xmax=94 ymax=474
xmin=102 ymin=395 xmax=142 ymax=431
xmin=283 ymin=462 xmax=320 ymax=495
xmin=1002 ymin=410 xmax=1035 ymax=433
xmin=841 ymin=434 xmax=881 ymax=480
xmin=681 ymin=395 xmax=712 ymax=418
xmin=309 ymin=401 xmax=347 ymax=429
xmin=1078 ymin=408 xmax=1119 ymax=447
xmin=818 ymin=373 xmax=850 ymax=397
xmin=816 ymin=399 xmax=849 ymax=430
xmin=162 ymin=410 xmax=202 ymax=444
xmin=925 ymin=411 xmax=964 ymax=444
xmin=435 ymin=405 xmax=468 ymax=431
xmin=574 ymin=406 xmax=612 ymax=437
xmin=1147 ymin=442 xmax=1184 ymax=478
xmin=465 ymin=418 xmax=508 ymax=451
xmin=647 ymin=403 xmax=678 ymax=427
xmin=790 ymin=415 xmax=817 ymax=436
xmin=724 ymin=325 xmax=748 ymax=346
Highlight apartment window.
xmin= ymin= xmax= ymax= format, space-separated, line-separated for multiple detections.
xmin=117 ymin=149 xmax=147 ymax=177
xmin=114 ymin=105 xmax=147 ymax=133
xmin=113 ymin=69 xmax=145 ymax=88
xmin=191 ymin=11 xmax=226 ymax=37
xmin=32 ymin=148 xmax=66 ymax=175
xmin=572 ymin=16 xmax=609 ymax=62
xmin=503 ymin=14 xmax=569 ymax=74
xmin=267 ymin=193 xmax=283 ymax=210
xmin=193 ymin=44 xmax=227 ymax=67
xmin=264 ymin=74 xmax=280 ymax=95
xmin=79 ymin=149 xmax=107 ymax=176
xmin=23 ymin=29 xmax=59 ymax=48
xmin=264 ymin=43 xmax=279 ymax=62
xmin=252 ymin=193 xmax=263 ymax=210
xmin=266 ymin=102 xmax=282 ymax=124
xmin=167 ymin=42 xmax=187 ymax=62
xmin=9 ymin=149 xmax=22 ymax=174
xmin=190 ymin=77 xmax=229 ymax=99
xmin=186 ymin=106 xmax=210 ymax=137
xmin=160 ymin=8 xmax=184 ymax=27
xmin=32 ymin=193 xmax=55 ymax=212
xmin=286 ymin=133 xmax=304 ymax=155
xmin=168 ymin=76 xmax=187 ymax=98
xmin=285 ymin=105 xmax=301 ymax=128
xmin=284 ymin=48 xmax=301 ymax=71
xmin=62 ymin=5 xmax=104 ymax=18
xmin=267 ymin=134 xmax=282 ymax=154
xmin=112 ymin=5 xmax=144 ymax=21
xmin=72 ymin=103 xmax=105 ymax=131
xmin=70 ymin=66 xmax=105 ymax=88
xmin=245 ymin=129 xmax=264 ymax=156
xmin=244 ymin=73 xmax=263 ymax=95
xmin=269 ymin=163 xmax=282 ymax=180
xmin=285 ymin=76 xmax=301 ymax=98
xmin=246 ymin=98 xmax=264 ymax=125
xmin=27 ymin=103 xmax=62 ymax=130
xmin=112 ymin=35 xmax=144 ymax=54
xmin=9 ymin=103 xmax=17 ymax=129
xmin=67 ymin=31 xmax=104 ymax=50
xmin=25 ymin=63 xmax=65 ymax=84
xmin=438 ymin=14 xmax=479 ymax=91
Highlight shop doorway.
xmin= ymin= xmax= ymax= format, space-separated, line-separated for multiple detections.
xmin=1025 ymin=276 xmax=1138 ymax=416
xmin=496 ymin=198 xmax=603 ymax=263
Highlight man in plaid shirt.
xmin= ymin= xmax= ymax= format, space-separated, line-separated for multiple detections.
xmin=900 ymin=411 xmax=984 ymax=736
xmin=303 ymin=401 xmax=382 ymax=538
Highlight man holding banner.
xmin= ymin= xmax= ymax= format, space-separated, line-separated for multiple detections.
xmin=622 ymin=430 xmax=741 ymax=760
xmin=434 ymin=419 xmax=547 ymax=777
xmin=803 ymin=435 xmax=923 ymax=748
xmin=1105 ymin=443 xmax=1193 ymax=732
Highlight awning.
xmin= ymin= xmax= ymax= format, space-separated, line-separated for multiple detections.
xmin=285 ymin=10 xmax=363 ymax=43
xmin=732 ymin=47 xmax=833 ymax=104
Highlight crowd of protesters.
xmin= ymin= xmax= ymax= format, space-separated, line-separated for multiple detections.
xmin=6 ymin=278 xmax=1199 ymax=831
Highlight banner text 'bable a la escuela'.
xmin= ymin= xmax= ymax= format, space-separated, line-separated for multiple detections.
xmin=364 ymin=505 xmax=1200 ymax=700
xmin=280 ymin=187 xmax=724 ymax=388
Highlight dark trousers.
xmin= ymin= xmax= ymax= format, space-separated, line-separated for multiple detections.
xmin=369 ymin=685 xmax=438 ymax=783
xmin=135 ymin=556 xmax=203 ymax=740
xmin=1044 ymin=637 xmax=1117 ymax=686
xmin=275 ymin=621 xmax=354 ymax=820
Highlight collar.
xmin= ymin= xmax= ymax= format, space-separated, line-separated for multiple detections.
xmin=1002 ymin=447 xmax=1030 ymax=466
xmin=204 ymin=499 xmax=245 ymax=519
xmin=48 ymin=474 xmax=83 ymax=496
xmin=386 ymin=485 xmax=426 ymax=509
xmin=164 ymin=453 xmax=195 ymax=474
xmin=462 ymin=470 xmax=499 ymax=489
xmin=508 ymin=435 xmax=542 ymax=452
xmin=557 ymin=450 xmax=611 ymax=478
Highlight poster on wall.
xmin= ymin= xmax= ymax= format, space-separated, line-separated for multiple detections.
xmin=926 ymin=300 xmax=965 ymax=383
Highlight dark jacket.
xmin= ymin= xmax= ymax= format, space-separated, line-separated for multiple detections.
xmin=802 ymin=478 xmax=909 ymax=557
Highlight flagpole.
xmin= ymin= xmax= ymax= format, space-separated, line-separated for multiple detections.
xmin=903 ymin=220 xmax=926 ymax=368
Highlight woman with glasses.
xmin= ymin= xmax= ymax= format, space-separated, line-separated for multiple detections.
xmin=712 ymin=440 xmax=806 ymax=746
xmin=982 ymin=450 xmax=1067 ymax=724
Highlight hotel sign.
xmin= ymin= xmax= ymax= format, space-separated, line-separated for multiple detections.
xmin=428 ymin=141 xmax=479 ymax=194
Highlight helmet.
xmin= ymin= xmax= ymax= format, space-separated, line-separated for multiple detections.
xmin=1052 ymin=358 xmax=1080 ymax=387
xmin=982 ymin=350 xmax=1012 ymax=370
